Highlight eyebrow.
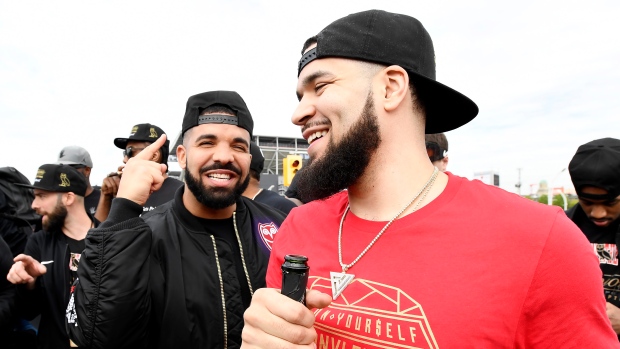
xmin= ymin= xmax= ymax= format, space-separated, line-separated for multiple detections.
xmin=296 ymin=70 xmax=334 ymax=101
xmin=194 ymin=134 xmax=249 ymax=148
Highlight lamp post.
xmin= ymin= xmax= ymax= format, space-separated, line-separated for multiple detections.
xmin=548 ymin=168 xmax=567 ymax=207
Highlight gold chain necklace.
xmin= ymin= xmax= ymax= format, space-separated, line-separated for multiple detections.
xmin=330 ymin=167 xmax=439 ymax=300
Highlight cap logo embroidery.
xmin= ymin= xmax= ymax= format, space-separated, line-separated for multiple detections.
xmin=36 ymin=169 xmax=45 ymax=179
xmin=149 ymin=127 xmax=158 ymax=138
xmin=130 ymin=126 xmax=138 ymax=136
xmin=59 ymin=173 xmax=71 ymax=187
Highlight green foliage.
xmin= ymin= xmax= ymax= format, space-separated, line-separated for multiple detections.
xmin=523 ymin=194 xmax=578 ymax=210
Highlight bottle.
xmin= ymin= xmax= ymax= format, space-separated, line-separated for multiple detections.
xmin=281 ymin=255 xmax=309 ymax=304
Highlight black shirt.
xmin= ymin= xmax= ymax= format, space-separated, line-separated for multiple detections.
xmin=254 ymin=189 xmax=297 ymax=215
xmin=193 ymin=217 xmax=252 ymax=309
xmin=84 ymin=189 xmax=101 ymax=216
xmin=143 ymin=177 xmax=184 ymax=213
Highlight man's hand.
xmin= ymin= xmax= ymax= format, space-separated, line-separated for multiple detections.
xmin=116 ymin=134 xmax=168 ymax=206
xmin=241 ymin=288 xmax=332 ymax=348
xmin=7 ymin=254 xmax=47 ymax=290
xmin=100 ymin=171 xmax=122 ymax=198
xmin=606 ymin=302 xmax=620 ymax=334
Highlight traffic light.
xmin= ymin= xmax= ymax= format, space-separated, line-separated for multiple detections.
xmin=283 ymin=155 xmax=302 ymax=187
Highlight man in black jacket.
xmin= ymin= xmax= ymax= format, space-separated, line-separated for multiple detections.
xmin=566 ymin=137 xmax=620 ymax=335
xmin=7 ymin=164 xmax=95 ymax=349
xmin=67 ymin=91 xmax=287 ymax=349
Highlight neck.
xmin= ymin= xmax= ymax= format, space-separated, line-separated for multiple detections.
xmin=62 ymin=208 xmax=92 ymax=240
xmin=85 ymin=184 xmax=93 ymax=197
xmin=182 ymin=185 xmax=235 ymax=219
xmin=347 ymin=132 xmax=448 ymax=221
xmin=242 ymin=180 xmax=262 ymax=200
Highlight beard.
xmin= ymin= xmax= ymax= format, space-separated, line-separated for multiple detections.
xmin=41 ymin=197 xmax=68 ymax=232
xmin=185 ymin=160 xmax=250 ymax=210
xmin=296 ymin=92 xmax=381 ymax=203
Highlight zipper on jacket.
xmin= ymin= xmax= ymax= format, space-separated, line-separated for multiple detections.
xmin=210 ymin=235 xmax=228 ymax=349
xmin=232 ymin=211 xmax=254 ymax=296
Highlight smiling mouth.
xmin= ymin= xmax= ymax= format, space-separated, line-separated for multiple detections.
xmin=308 ymin=130 xmax=328 ymax=144
xmin=207 ymin=173 xmax=232 ymax=182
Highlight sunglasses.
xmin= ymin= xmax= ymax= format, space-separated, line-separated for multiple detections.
xmin=123 ymin=146 xmax=145 ymax=158
xmin=426 ymin=142 xmax=447 ymax=162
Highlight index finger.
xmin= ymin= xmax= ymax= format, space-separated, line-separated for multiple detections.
xmin=134 ymin=134 xmax=167 ymax=161
xmin=14 ymin=254 xmax=35 ymax=265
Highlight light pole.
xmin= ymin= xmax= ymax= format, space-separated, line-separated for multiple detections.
xmin=548 ymin=168 xmax=567 ymax=207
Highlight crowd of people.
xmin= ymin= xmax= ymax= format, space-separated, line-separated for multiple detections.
xmin=1 ymin=8 xmax=619 ymax=349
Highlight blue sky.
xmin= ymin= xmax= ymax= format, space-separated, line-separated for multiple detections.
xmin=1 ymin=0 xmax=618 ymax=195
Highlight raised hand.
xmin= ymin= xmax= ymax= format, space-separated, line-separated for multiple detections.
xmin=116 ymin=134 xmax=168 ymax=206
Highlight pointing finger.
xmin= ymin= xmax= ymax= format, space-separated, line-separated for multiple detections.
xmin=134 ymin=134 xmax=167 ymax=161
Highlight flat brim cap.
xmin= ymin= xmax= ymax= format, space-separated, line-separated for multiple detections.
xmin=568 ymin=137 xmax=620 ymax=200
xmin=298 ymin=9 xmax=478 ymax=134
xmin=114 ymin=123 xmax=168 ymax=149
xmin=56 ymin=145 xmax=93 ymax=168
xmin=182 ymin=91 xmax=254 ymax=137
xmin=16 ymin=164 xmax=87 ymax=196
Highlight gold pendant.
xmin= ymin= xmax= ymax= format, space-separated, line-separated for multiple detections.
xmin=330 ymin=271 xmax=354 ymax=300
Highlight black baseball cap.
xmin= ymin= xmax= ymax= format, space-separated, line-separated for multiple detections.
xmin=569 ymin=138 xmax=620 ymax=201
xmin=114 ymin=123 xmax=168 ymax=150
xmin=182 ymin=91 xmax=254 ymax=137
xmin=250 ymin=141 xmax=265 ymax=173
xmin=298 ymin=9 xmax=478 ymax=134
xmin=16 ymin=164 xmax=87 ymax=196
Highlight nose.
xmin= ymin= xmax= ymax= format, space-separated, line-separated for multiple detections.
xmin=31 ymin=197 xmax=40 ymax=211
xmin=212 ymin=144 xmax=235 ymax=164
xmin=123 ymin=153 xmax=129 ymax=164
xmin=590 ymin=205 xmax=608 ymax=219
xmin=292 ymin=96 xmax=316 ymax=127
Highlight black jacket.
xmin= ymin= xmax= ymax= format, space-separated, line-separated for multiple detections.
xmin=68 ymin=187 xmax=287 ymax=349
xmin=17 ymin=219 xmax=97 ymax=349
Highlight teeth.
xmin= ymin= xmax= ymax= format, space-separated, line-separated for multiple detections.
xmin=308 ymin=130 xmax=328 ymax=144
xmin=208 ymin=173 xmax=231 ymax=180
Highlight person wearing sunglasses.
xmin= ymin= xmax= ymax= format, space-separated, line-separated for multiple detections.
xmin=94 ymin=123 xmax=183 ymax=222
xmin=425 ymin=133 xmax=449 ymax=172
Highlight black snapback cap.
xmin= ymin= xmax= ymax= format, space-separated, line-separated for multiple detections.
xmin=569 ymin=137 xmax=620 ymax=201
xmin=298 ymin=9 xmax=479 ymax=134
xmin=16 ymin=164 xmax=87 ymax=196
xmin=249 ymin=141 xmax=265 ymax=173
xmin=182 ymin=91 xmax=254 ymax=137
xmin=114 ymin=123 xmax=169 ymax=150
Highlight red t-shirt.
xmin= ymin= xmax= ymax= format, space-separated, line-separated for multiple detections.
xmin=267 ymin=173 xmax=619 ymax=348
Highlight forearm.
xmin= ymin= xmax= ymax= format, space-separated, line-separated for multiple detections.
xmin=94 ymin=194 xmax=113 ymax=222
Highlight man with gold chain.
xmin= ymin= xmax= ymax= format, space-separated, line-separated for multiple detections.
xmin=241 ymin=9 xmax=619 ymax=348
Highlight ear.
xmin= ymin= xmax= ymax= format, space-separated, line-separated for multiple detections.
xmin=63 ymin=192 xmax=76 ymax=206
xmin=378 ymin=65 xmax=409 ymax=112
xmin=152 ymin=150 xmax=161 ymax=162
xmin=177 ymin=145 xmax=187 ymax=170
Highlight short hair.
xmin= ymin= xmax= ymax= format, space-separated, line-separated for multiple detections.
xmin=249 ymin=169 xmax=261 ymax=181
xmin=425 ymin=133 xmax=448 ymax=151
xmin=301 ymin=36 xmax=426 ymax=116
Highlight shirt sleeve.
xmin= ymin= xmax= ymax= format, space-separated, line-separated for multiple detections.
xmin=515 ymin=210 xmax=620 ymax=347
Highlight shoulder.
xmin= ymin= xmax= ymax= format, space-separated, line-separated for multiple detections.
xmin=241 ymin=196 xmax=287 ymax=223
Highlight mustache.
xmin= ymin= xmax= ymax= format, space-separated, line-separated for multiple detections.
xmin=199 ymin=162 xmax=242 ymax=176
xmin=301 ymin=119 xmax=331 ymax=135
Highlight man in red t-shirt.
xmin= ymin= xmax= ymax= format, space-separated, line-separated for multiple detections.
xmin=241 ymin=9 xmax=619 ymax=348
